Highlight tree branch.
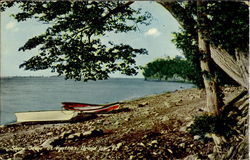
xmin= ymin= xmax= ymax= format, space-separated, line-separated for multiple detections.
xmin=102 ymin=1 xmax=135 ymax=21
xmin=157 ymin=1 xmax=197 ymax=38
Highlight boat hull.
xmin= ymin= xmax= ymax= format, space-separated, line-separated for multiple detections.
xmin=62 ymin=102 xmax=101 ymax=108
xmin=62 ymin=102 xmax=120 ymax=112
xmin=15 ymin=110 xmax=80 ymax=123
xmin=15 ymin=103 xmax=120 ymax=123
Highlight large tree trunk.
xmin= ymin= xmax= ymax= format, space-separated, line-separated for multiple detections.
xmin=198 ymin=41 xmax=220 ymax=115
xmin=197 ymin=0 xmax=222 ymax=115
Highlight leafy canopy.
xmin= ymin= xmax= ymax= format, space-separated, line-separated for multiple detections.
xmin=171 ymin=1 xmax=247 ymax=87
xmin=142 ymin=56 xmax=195 ymax=82
xmin=1 ymin=1 xmax=151 ymax=81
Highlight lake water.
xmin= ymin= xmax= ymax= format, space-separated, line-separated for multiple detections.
xmin=0 ymin=77 xmax=194 ymax=125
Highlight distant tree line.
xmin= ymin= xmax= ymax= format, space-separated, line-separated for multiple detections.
xmin=142 ymin=56 xmax=191 ymax=81
xmin=142 ymin=56 xmax=238 ymax=88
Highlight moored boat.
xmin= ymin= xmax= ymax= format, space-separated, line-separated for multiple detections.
xmin=15 ymin=103 xmax=120 ymax=123
xmin=62 ymin=102 xmax=101 ymax=108
xmin=62 ymin=102 xmax=120 ymax=112
xmin=15 ymin=110 xmax=81 ymax=123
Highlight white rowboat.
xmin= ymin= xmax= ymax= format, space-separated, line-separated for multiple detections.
xmin=15 ymin=110 xmax=82 ymax=123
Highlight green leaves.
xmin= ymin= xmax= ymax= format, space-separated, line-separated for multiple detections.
xmin=171 ymin=1 xmax=248 ymax=88
xmin=19 ymin=35 xmax=46 ymax=51
xmin=199 ymin=1 xmax=249 ymax=53
xmin=3 ymin=1 xmax=151 ymax=81
xmin=189 ymin=113 xmax=237 ymax=141
xmin=0 ymin=1 xmax=15 ymax=12
xmin=142 ymin=56 xmax=194 ymax=82
xmin=20 ymin=36 xmax=147 ymax=81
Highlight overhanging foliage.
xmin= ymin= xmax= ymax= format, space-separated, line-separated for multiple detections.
xmin=1 ymin=1 xmax=151 ymax=81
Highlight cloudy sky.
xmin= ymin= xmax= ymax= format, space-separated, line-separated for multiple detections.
xmin=1 ymin=1 xmax=182 ymax=78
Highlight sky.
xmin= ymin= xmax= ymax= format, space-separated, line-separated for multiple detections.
xmin=0 ymin=1 xmax=182 ymax=78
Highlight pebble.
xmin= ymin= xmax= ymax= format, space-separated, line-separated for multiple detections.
xmin=14 ymin=148 xmax=37 ymax=159
xmin=139 ymin=142 xmax=146 ymax=147
xmin=114 ymin=121 xmax=120 ymax=126
xmin=175 ymin=99 xmax=183 ymax=106
xmin=179 ymin=126 xmax=187 ymax=132
xmin=46 ymin=132 xmax=53 ymax=136
xmin=41 ymin=136 xmax=60 ymax=148
xmin=151 ymin=140 xmax=158 ymax=144
xmin=179 ymin=143 xmax=185 ymax=147
xmin=125 ymin=117 xmax=131 ymax=121
xmin=164 ymin=102 xmax=170 ymax=108
xmin=152 ymin=152 xmax=157 ymax=155
xmin=33 ymin=139 xmax=39 ymax=143
xmin=112 ymin=142 xmax=123 ymax=151
xmin=82 ymin=130 xmax=92 ymax=137
xmin=138 ymin=102 xmax=149 ymax=107
xmin=81 ymin=129 xmax=104 ymax=138
xmin=162 ymin=115 xmax=170 ymax=121
xmin=193 ymin=135 xmax=201 ymax=140
xmin=208 ymin=153 xmax=216 ymax=160
xmin=74 ymin=132 xmax=82 ymax=138
xmin=167 ymin=149 xmax=173 ymax=154
xmin=210 ymin=134 xmax=223 ymax=145
xmin=183 ymin=154 xmax=199 ymax=160
xmin=68 ymin=134 xmax=75 ymax=139
xmin=149 ymin=140 xmax=158 ymax=146
xmin=60 ymin=130 xmax=73 ymax=138
xmin=116 ymin=142 xmax=123 ymax=149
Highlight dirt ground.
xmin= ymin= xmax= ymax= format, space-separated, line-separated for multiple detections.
xmin=0 ymin=87 xmax=242 ymax=159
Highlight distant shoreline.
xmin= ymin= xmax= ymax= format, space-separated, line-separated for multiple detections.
xmin=0 ymin=76 xmax=194 ymax=85
xmin=0 ymin=76 xmax=144 ymax=79
xmin=0 ymin=76 xmax=193 ymax=82
xmin=144 ymin=78 xmax=193 ymax=84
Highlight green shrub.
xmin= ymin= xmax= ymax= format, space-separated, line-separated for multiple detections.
xmin=188 ymin=114 xmax=236 ymax=141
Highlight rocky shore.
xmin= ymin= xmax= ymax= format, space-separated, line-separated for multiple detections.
xmin=0 ymin=87 xmax=244 ymax=159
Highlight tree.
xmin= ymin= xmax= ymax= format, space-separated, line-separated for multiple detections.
xmin=172 ymin=29 xmax=238 ymax=88
xmin=159 ymin=2 xmax=248 ymax=156
xmin=142 ymin=56 xmax=194 ymax=82
xmin=159 ymin=1 xmax=248 ymax=115
xmin=1 ymin=1 xmax=151 ymax=81
xmin=197 ymin=0 xmax=222 ymax=115
xmin=159 ymin=1 xmax=249 ymax=90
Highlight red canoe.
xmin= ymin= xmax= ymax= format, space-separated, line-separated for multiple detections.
xmin=62 ymin=102 xmax=120 ymax=112
xmin=62 ymin=102 xmax=102 ymax=108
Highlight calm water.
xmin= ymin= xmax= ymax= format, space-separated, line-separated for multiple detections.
xmin=0 ymin=77 xmax=194 ymax=125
